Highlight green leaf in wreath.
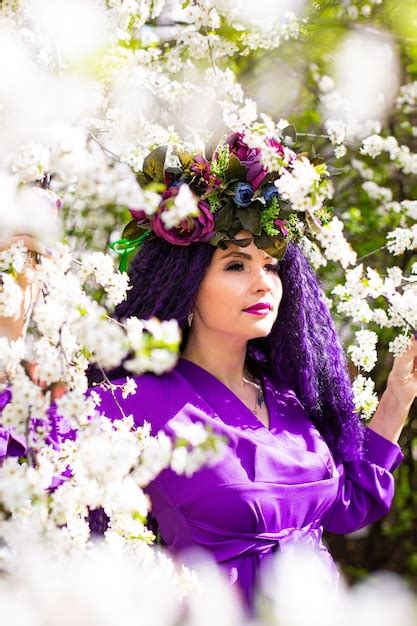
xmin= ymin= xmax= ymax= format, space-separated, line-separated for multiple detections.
xmin=228 ymin=218 xmax=246 ymax=239
xmin=136 ymin=171 xmax=152 ymax=187
xmin=122 ymin=219 xmax=142 ymax=240
xmin=214 ymin=203 xmax=234 ymax=231
xmin=311 ymin=157 xmax=325 ymax=169
xmin=209 ymin=231 xmax=229 ymax=248
xmin=224 ymin=237 xmax=253 ymax=249
xmin=225 ymin=153 xmax=247 ymax=182
xmin=254 ymin=234 xmax=288 ymax=260
xmin=223 ymin=182 xmax=238 ymax=196
xmin=142 ymin=145 xmax=168 ymax=181
xmin=269 ymin=238 xmax=288 ymax=260
xmin=236 ymin=206 xmax=261 ymax=235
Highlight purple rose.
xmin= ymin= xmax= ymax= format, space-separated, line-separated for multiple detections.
xmin=225 ymin=132 xmax=289 ymax=190
xmin=225 ymin=132 xmax=265 ymax=190
xmin=151 ymin=199 xmax=215 ymax=246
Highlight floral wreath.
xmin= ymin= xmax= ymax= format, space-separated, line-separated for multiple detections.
xmin=110 ymin=131 xmax=333 ymax=271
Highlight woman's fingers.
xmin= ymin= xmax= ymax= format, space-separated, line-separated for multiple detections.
xmin=388 ymin=337 xmax=417 ymax=404
xmin=392 ymin=336 xmax=417 ymax=372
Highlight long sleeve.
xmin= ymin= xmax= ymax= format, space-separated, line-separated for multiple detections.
xmin=0 ymin=389 xmax=26 ymax=460
xmin=0 ymin=371 xmax=170 ymax=462
xmin=0 ymin=388 xmax=76 ymax=461
xmin=322 ymin=426 xmax=404 ymax=534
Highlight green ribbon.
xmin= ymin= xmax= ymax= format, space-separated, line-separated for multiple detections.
xmin=109 ymin=230 xmax=151 ymax=272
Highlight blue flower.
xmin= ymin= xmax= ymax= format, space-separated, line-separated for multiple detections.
xmin=262 ymin=184 xmax=279 ymax=205
xmin=233 ymin=182 xmax=254 ymax=207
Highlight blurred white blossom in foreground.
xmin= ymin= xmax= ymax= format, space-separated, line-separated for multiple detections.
xmin=0 ymin=539 xmax=416 ymax=626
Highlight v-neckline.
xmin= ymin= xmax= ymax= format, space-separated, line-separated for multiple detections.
xmin=176 ymin=357 xmax=273 ymax=432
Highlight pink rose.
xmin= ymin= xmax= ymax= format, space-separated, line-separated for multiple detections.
xmin=151 ymin=198 xmax=215 ymax=246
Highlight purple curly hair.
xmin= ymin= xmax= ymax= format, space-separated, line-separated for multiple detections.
xmin=111 ymin=237 xmax=366 ymax=464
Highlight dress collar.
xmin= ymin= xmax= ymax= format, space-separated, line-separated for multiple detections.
xmin=176 ymin=357 xmax=277 ymax=433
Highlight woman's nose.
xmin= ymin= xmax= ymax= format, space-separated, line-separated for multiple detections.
xmin=253 ymin=267 xmax=272 ymax=292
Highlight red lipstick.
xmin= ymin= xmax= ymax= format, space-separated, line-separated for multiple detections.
xmin=242 ymin=303 xmax=272 ymax=316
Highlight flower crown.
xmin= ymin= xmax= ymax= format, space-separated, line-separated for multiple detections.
xmin=111 ymin=131 xmax=333 ymax=271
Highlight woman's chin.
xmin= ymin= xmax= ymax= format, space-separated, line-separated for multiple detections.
xmin=244 ymin=320 xmax=275 ymax=339
xmin=248 ymin=311 xmax=276 ymax=325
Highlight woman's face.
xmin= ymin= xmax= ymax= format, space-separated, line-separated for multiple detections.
xmin=191 ymin=231 xmax=283 ymax=342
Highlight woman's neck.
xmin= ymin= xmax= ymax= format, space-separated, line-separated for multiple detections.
xmin=182 ymin=329 xmax=248 ymax=392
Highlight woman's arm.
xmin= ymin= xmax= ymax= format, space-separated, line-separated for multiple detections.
xmin=367 ymin=336 xmax=417 ymax=444
xmin=367 ymin=389 xmax=413 ymax=445
xmin=323 ymin=337 xmax=415 ymax=534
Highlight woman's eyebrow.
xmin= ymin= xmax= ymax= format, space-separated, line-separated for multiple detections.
xmin=220 ymin=251 xmax=252 ymax=260
xmin=220 ymin=251 xmax=277 ymax=263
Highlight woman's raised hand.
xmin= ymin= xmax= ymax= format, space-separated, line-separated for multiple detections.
xmin=0 ymin=234 xmax=52 ymax=342
xmin=0 ymin=236 xmax=68 ymax=398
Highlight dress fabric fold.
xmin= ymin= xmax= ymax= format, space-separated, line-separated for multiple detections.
xmin=0 ymin=357 xmax=405 ymax=612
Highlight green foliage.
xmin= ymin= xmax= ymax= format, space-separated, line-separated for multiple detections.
xmin=224 ymin=153 xmax=247 ymax=182
xmin=260 ymin=198 xmax=280 ymax=236
xmin=142 ymin=146 xmax=168 ymax=182
xmin=236 ymin=206 xmax=261 ymax=234
xmin=211 ymin=143 xmax=231 ymax=178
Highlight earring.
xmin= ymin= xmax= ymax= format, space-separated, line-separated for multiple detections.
xmin=187 ymin=311 xmax=194 ymax=327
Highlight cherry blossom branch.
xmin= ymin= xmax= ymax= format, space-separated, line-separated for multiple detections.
xmin=94 ymin=360 xmax=129 ymax=420
xmin=357 ymin=245 xmax=388 ymax=262
xmin=89 ymin=133 xmax=122 ymax=162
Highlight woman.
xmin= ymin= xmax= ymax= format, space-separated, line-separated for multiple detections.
xmin=1 ymin=133 xmax=416 ymax=613
xmin=92 ymin=229 xmax=413 ymax=613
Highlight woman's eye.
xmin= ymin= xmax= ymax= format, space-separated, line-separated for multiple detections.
xmin=226 ymin=262 xmax=244 ymax=271
xmin=225 ymin=262 xmax=280 ymax=273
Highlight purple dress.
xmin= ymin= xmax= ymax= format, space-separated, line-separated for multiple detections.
xmin=0 ymin=358 xmax=404 ymax=611
xmin=94 ymin=358 xmax=404 ymax=609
